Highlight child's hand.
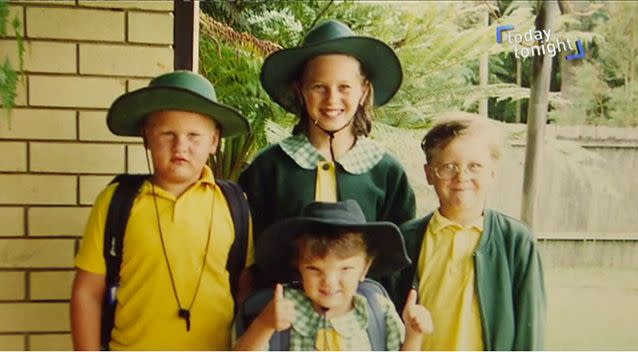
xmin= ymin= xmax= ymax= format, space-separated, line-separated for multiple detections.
xmin=257 ymin=283 xmax=295 ymax=332
xmin=402 ymin=289 xmax=434 ymax=336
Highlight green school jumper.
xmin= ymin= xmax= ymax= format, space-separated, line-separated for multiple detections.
xmin=239 ymin=135 xmax=416 ymax=286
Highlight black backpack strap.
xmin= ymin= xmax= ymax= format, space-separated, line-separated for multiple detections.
xmin=358 ymin=279 xmax=389 ymax=351
xmin=101 ymin=174 xmax=148 ymax=350
xmin=270 ymin=330 xmax=290 ymax=351
xmin=216 ymin=179 xmax=250 ymax=301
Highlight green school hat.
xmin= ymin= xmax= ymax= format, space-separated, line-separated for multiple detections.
xmin=107 ymin=70 xmax=250 ymax=137
xmin=260 ymin=20 xmax=403 ymax=114
xmin=255 ymin=200 xmax=411 ymax=280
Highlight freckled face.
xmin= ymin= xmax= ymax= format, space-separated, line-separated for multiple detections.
xmin=143 ymin=110 xmax=219 ymax=188
xmin=297 ymin=249 xmax=371 ymax=316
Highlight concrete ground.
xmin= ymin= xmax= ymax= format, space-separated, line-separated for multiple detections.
xmin=545 ymin=266 xmax=638 ymax=350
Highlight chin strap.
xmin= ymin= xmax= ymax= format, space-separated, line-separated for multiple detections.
xmin=312 ymin=116 xmax=355 ymax=162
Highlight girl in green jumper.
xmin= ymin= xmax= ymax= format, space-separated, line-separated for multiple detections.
xmin=239 ymin=20 xmax=416 ymax=290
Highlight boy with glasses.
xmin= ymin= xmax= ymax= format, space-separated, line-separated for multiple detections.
xmin=393 ymin=114 xmax=546 ymax=350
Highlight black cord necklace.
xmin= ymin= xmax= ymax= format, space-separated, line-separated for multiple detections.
xmin=149 ymin=182 xmax=214 ymax=332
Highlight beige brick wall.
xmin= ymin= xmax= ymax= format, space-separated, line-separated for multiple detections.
xmin=0 ymin=40 xmax=77 ymax=73
xmin=29 ymin=334 xmax=73 ymax=351
xmin=78 ymin=1 xmax=173 ymax=11
xmin=0 ymin=109 xmax=76 ymax=140
xmin=0 ymin=303 xmax=70 ymax=332
xmin=0 ymin=141 xmax=27 ymax=172
xmin=0 ymin=239 xmax=75 ymax=268
xmin=79 ymin=176 xmax=115 ymax=205
xmin=129 ymin=12 xmax=174 ymax=44
xmin=30 ymin=142 xmax=126 ymax=174
xmin=28 ymin=208 xmax=91 ymax=236
xmin=27 ymin=7 xmax=125 ymax=42
xmin=79 ymin=111 xmax=141 ymax=142
xmin=1 ymin=1 xmax=173 ymax=349
xmin=0 ymin=207 xmax=24 ymax=236
xmin=0 ymin=272 xmax=25 ymax=300
xmin=0 ymin=335 xmax=25 ymax=350
xmin=128 ymin=78 xmax=152 ymax=92
xmin=127 ymin=144 xmax=153 ymax=174
xmin=30 ymin=271 xmax=75 ymax=300
xmin=29 ymin=75 xmax=127 ymax=108
xmin=79 ymin=43 xmax=172 ymax=76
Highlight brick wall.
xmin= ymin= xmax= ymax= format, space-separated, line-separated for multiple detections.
xmin=0 ymin=1 xmax=174 ymax=349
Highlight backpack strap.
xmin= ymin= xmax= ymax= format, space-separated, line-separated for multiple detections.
xmin=358 ymin=279 xmax=389 ymax=351
xmin=216 ymin=179 xmax=250 ymax=301
xmin=270 ymin=330 xmax=290 ymax=351
xmin=233 ymin=285 xmax=291 ymax=351
xmin=101 ymin=174 xmax=149 ymax=350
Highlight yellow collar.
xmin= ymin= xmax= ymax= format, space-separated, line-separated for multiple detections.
xmin=430 ymin=209 xmax=484 ymax=233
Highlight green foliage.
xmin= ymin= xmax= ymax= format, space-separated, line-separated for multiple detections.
xmin=199 ymin=35 xmax=290 ymax=180
xmin=0 ymin=0 xmax=24 ymax=121
xmin=550 ymin=61 xmax=610 ymax=125
xmin=360 ymin=2 xmax=536 ymax=128
xmin=550 ymin=1 xmax=638 ymax=127
xmin=244 ymin=8 xmax=303 ymax=48
xmin=607 ymin=82 xmax=638 ymax=127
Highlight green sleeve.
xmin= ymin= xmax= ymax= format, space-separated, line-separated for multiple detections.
xmin=513 ymin=233 xmax=547 ymax=350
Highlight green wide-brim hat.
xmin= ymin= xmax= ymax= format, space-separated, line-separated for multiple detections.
xmin=260 ymin=20 xmax=403 ymax=114
xmin=107 ymin=70 xmax=250 ymax=137
xmin=255 ymin=200 xmax=411 ymax=280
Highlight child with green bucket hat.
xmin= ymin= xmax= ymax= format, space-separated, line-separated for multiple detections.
xmin=238 ymin=19 xmax=416 ymax=290
xmin=233 ymin=200 xmax=433 ymax=351
xmin=71 ymin=70 xmax=254 ymax=350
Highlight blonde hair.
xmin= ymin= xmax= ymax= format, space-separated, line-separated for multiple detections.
xmin=421 ymin=112 xmax=504 ymax=164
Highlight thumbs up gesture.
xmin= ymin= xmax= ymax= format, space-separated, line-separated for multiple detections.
xmin=258 ymin=283 xmax=296 ymax=332
xmin=402 ymin=289 xmax=434 ymax=336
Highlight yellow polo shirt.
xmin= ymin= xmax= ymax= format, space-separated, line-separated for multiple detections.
xmin=417 ymin=210 xmax=484 ymax=350
xmin=315 ymin=160 xmax=337 ymax=201
xmin=75 ymin=166 xmax=253 ymax=350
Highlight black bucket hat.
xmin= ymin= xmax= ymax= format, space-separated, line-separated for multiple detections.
xmin=260 ymin=20 xmax=403 ymax=114
xmin=107 ymin=70 xmax=250 ymax=137
xmin=255 ymin=200 xmax=411 ymax=281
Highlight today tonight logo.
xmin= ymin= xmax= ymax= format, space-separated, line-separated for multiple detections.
xmin=496 ymin=25 xmax=585 ymax=60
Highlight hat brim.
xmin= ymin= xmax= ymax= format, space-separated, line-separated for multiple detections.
xmin=107 ymin=86 xmax=250 ymax=137
xmin=260 ymin=36 xmax=402 ymax=114
xmin=255 ymin=216 xmax=411 ymax=281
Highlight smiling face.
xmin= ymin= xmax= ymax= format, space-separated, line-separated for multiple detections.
xmin=425 ymin=134 xmax=497 ymax=219
xmin=294 ymin=231 xmax=372 ymax=317
xmin=299 ymin=54 xmax=369 ymax=135
xmin=143 ymin=110 xmax=220 ymax=194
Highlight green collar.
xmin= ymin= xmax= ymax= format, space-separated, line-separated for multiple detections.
xmin=279 ymin=134 xmax=384 ymax=174
xmin=287 ymin=288 xmax=368 ymax=338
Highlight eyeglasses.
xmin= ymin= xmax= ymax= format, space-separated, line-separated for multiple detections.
xmin=432 ymin=162 xmax=485 ymax=180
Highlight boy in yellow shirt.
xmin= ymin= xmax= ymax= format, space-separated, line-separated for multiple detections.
xmin=70 ymin=71 xmax=253 ymax=350
xmin=394 ymin=114 xmax=546 ymax=350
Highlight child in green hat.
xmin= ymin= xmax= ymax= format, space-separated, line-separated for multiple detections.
xmin=71 ymin=71 xmax=254 ymax=350
xmin=239 ymin=20 xmax=416 ymax=290
xmin=234 ymin=200 xmax=433 ymax=351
